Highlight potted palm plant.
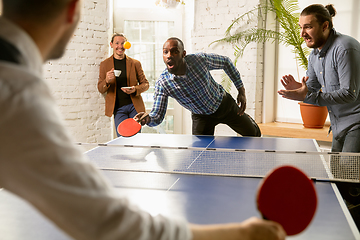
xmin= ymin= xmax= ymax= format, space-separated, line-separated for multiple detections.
xmin=212 ymin=0 xmax=328 ymax=128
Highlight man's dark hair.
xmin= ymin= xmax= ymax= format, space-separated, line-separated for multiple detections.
xmin=2 ymin=0 xmax=71 ymax=23
xmin=167 ymin=37 xmax=185 ymax=51
xmin=111 ymin=33 xmax=127 ymax=43
xmin=301 ymin=4 xmax=337 ymax=29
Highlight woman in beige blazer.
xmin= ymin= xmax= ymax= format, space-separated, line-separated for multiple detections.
xmin=98 ymin=33 xmax=149 ymax=136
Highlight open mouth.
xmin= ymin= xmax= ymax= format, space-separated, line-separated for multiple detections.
xmin=303 ymin=36 xmax=312 ymax=43
xmin=167 ymin=61 xmax=175 ymax=69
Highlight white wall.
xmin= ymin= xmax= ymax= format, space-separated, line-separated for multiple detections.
xmin=43 ymin=0 xmax=113 ymax=144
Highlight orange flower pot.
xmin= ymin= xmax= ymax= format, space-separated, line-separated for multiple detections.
xmin=299 ymin=102 xmax=328 ymax=128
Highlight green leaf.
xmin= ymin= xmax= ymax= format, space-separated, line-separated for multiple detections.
xmin=210 ymin=0 xmax=309 ymax=71
xmin=221 ymin=72 xmax=232 ymax=93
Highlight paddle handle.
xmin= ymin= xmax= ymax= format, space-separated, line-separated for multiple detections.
xmin=136 ymin=113 xmax=149 ymax=124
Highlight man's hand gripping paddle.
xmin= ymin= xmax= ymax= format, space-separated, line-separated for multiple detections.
xmin=257 ymin=165 xmax=317 ymax=236
xmin=117 ymin=113 xmax=149 ymax=137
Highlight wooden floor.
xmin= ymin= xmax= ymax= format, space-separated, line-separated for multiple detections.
xmin=258 ymin=122 xmax=332 ymax=143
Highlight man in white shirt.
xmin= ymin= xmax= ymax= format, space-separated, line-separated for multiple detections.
xmin=0 ymin=0 xmax=285 ymax=239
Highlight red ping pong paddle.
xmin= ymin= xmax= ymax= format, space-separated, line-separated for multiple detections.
xmin=257 ymin=165 xmax=317 ymax=236
xmin=117 ymin=113 xmax=149 ymax=137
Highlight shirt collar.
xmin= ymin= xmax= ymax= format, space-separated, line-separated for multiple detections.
xmin=164 ymin=66 xmax=187 ymax=80
xmin=314 ymin=28 xmax=337 ymax=57
xmin=113 ymin=54 xmax=127 ymax=61
xmin=0 ymin=17 xmax=43 ymax=77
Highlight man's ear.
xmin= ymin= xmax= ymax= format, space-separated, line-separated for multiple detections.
xmin=67 ymin=0 xmax=79 ymax=23
xmin=322 ymin=21 xmax=330 ymax=32
xmin=183 ymin=50 xmax=186 ymax=57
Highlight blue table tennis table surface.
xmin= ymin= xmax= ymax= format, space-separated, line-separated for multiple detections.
xmin=0 ymin=133 xmax=359 ymax=240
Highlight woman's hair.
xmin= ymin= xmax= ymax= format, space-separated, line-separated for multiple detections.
xmin=300 ymin=4 xmax=337 ymax=29
xmin=111 ymin=33 xmax=127 ymax=43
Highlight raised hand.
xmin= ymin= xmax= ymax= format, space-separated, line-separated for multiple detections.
xmin=280 ymin=74 xmax=302 ymax=90
xmin=278 ymin=76 xmax=309 ymax=101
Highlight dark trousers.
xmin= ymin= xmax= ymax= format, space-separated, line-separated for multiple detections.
xmin=191 ymin=92 xmax=261 ymax=136
xmin=114 ymin=103 xmax=138 ymax=137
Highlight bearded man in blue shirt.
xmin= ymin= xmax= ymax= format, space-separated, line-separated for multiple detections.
xmin=278 ymin=3 xmax=360 ymax=153
xmin=277 ymin=3 xmax=360 ymax=224
xmin=135 ymin=37 xmax=261 ymax=137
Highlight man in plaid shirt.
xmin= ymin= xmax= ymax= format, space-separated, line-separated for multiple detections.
xmin=135 ymin=37 xmax=261 ymax=136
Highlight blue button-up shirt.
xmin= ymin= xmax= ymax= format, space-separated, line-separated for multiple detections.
xmin=148 ymin=53 xmax=243 ymax=127
xmin=305 ymin=29 xmax=360 ymax=140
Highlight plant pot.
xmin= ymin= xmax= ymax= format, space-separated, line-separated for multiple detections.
xmin=299 ymin=102 xmax=328 ymax=129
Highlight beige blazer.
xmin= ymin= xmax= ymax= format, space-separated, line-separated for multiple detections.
xmin=97 ymin=55 xmax=149 ymax=117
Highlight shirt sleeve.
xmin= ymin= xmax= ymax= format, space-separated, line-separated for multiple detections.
xmin=305 ymin=48 xmax=360 ymax=105
xmin=0 ymin=69 xmax=192 ymax=240
xmin=204 ymin=53 xmax=243 ymax=89
xmin=148 ymin=78 xmax=169 ymax=127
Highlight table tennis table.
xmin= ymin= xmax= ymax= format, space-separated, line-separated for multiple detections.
xmin=0 ymin=133 xmax=359 ymax=239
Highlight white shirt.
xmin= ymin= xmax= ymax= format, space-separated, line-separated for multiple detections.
xmin=0 ymin=17 xmax=191 ymax=240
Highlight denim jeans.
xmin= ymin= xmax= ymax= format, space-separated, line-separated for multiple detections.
xmin=332 ymin=128 xmax=360 ymax=152
xmin=113 ymin=103 xmax=138 ymax=137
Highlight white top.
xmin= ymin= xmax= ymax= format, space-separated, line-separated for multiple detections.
xmin=0 ymin=17 xmax=191 ymax=240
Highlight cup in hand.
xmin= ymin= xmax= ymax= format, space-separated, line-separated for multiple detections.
xmin=114 ymin=70 xmax=121 ymax=77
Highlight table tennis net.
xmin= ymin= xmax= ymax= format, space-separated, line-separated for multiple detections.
xmin=82 ymin=144 xmax=360 ymax=183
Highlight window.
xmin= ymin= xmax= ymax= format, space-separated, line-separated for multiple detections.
xmin=113 ymin=6 xmax=183 ymax=133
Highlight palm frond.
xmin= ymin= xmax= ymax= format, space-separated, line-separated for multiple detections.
xmin=212 ymin=0 xmax=309 ymax=70
xmin=220 ymin=72 xmax=232 ymax=93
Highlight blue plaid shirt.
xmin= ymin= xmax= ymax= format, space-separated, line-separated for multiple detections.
xmin=148 ymin=53 xmax=243 ymax=126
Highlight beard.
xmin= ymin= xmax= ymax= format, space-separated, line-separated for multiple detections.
xmin=305 ymin=34 xmax=327 ymax=49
